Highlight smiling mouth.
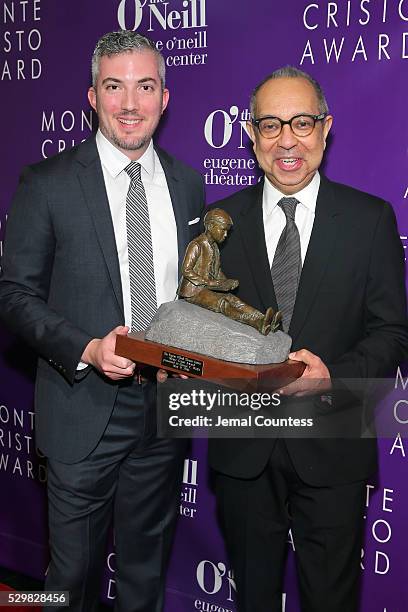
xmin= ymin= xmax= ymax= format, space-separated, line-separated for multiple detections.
xmin=118 ymin=118 xmax=142 ymax=126
xmin=279 ymin=158 xmax=300 ymax=166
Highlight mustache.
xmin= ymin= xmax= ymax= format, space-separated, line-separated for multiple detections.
xmin=115 ymin=111 xmax=144 ymax=119
xmin=275 ymin=151 xmax=303 ymax=159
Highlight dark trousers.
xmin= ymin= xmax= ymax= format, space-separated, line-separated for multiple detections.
xmin=215 ymin=440 xmax=366 ymax=612
xmin=44 ymin=381 xmax=186 ymax=612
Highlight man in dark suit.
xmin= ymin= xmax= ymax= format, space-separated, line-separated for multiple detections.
xmin=209 ymin=67 xmax=408 ymax=611
xmin=0 ymin=31 xmax=204 ymax=611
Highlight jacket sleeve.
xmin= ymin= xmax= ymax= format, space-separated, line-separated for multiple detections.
xmin=0 ymin=166 xmax=93 ymax=384
xmin=328 ymin=201 xmax=408 ymax=381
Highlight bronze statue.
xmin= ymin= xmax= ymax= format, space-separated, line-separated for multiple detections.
xmin=178 ymin=208 xmax=281 ymax=335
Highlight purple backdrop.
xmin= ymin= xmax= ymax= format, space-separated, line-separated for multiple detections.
xmin=1 ymin=1 xmax=408 ymax=610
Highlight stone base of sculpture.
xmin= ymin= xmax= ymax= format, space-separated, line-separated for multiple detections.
xmin=145 ymin=300 xmax=291 ymax=365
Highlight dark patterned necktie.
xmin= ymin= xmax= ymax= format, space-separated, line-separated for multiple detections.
xmin=271 ymin=197 xmax=301 ymax=332
xmin=124 ymin=161 xmax=157 ymax=332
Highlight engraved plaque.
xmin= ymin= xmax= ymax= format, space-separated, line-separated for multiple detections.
xmin=161 ymin=351 xmax=204 ymax=376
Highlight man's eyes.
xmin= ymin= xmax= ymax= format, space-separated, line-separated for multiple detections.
xmin=105 ymin=84 xmax=154 ymax=92
xmin=293 ymin=117 xmax=314 ymax=129
xmin=261 ymin=121 xmax=280 ymax=131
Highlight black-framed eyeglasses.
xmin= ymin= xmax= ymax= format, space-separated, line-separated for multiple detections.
xmin=251 ymin=113 xmax=327 ymax=139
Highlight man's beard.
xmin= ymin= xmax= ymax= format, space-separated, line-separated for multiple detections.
xmin=110 ymin=131 xmax=149 ymax=151
xmin=100 ymin=124 xmax=151 ymax=152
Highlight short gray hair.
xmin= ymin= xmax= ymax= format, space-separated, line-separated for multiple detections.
xmin=91 ymin=30 xmax=166 ymax=89
xmin=250 ymin=66 xmax=329 ymax=117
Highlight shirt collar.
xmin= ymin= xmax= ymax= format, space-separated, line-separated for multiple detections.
xmin=263 ymin=171 xmax=320 ymax=216
xmin=95 ymin=129 xmax=155 ymax=179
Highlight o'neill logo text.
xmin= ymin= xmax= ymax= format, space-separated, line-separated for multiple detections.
xmin=117 ymin=0 xmax=207 ymax=32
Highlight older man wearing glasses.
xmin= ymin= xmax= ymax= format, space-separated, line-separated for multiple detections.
xmin=208 ymin=66 xmax=408 ymax=611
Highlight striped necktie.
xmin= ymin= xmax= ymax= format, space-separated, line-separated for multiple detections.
xmin=271 ymin=197 xmax=301 ymax=332
xmin=124 ymin=161 xmax=157 ymax=332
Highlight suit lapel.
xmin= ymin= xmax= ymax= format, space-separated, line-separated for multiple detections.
xmin=236 ymin=181 xmax=278 ymax=312
xmin=156 ymin=146 xmax=190 ymax=275
xmin=289 ymin=176 xmax=341 ymax=342
xmin=75 ymin=138 xmax=124 ymax=315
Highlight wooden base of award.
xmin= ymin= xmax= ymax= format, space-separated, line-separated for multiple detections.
xmin=115 ymin=332 xmax=305 ymax=389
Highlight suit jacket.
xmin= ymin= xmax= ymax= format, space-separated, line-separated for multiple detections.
xmin=0 ymin=136 xmax=205 ymax=463
xmin=208 ymin=176 xmax=408 ymax=486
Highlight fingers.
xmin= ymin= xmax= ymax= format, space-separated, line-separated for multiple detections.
xmin=94 ymin=326 xmax=134 ymax=379
xmin=281 ymin=349 xmax=331 ymax=396
xmin=157 ymin=369 xmax=168 ymax=383
xmin=279 ymin=379 xmax=301 ymax=396
xmin=102 ymin=355 xmax=134 ymax=371
xmin=289 ymin=349 xmax=314 ymax=364
xmin=279 ymin=377 xmax=324 ymax=397
xmin=103 ymin=367 xmax=136 ymax=380
xmin=99 ymin=358 xmax=135 ymax=380
xmin=101 ymin=341 xmax=133 ymax=371
xmin=156 ymin=369 xmax=189 ymax=383
xmin=289 ymin=350 xmax=330 ymax=377
xmin=113 ymin=325 xmax=129 ymax=336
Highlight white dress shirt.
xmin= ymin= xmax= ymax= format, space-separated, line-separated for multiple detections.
xmin=263 ymin=172 xmax=320 ymax=267
xmin=77 ymin=131 xmax=178 ymax=370
xmin=96 ymin=129 xmax=179 ymax=327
